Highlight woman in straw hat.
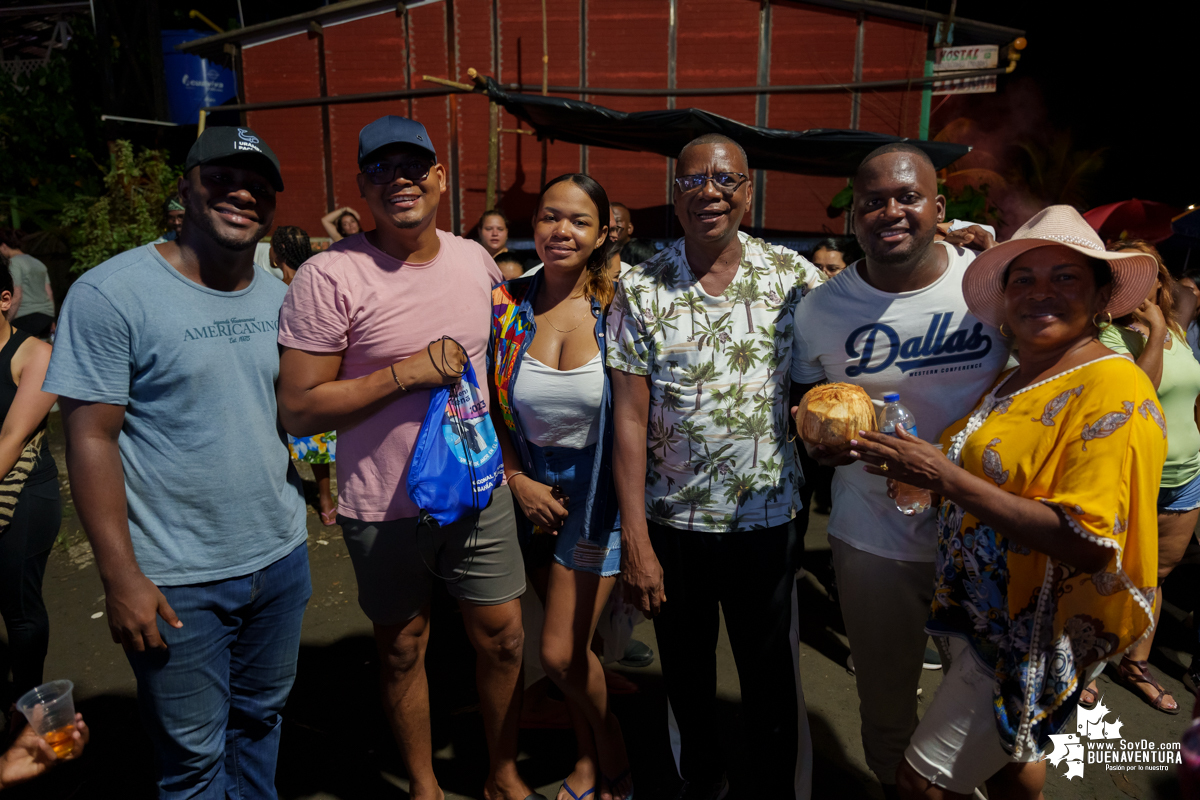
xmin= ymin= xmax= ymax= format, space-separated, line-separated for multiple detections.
xmin=846 ymin=205 xmax=1164 ymax=798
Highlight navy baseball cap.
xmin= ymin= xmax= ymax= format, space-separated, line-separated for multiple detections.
xmin=358 ymin=115 xmax=437 ymax=166
xmin=184 ymin=126 xmax=284 ymax=191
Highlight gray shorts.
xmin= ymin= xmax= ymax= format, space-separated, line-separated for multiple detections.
xmin=339 ymin=484 xmax=526 ymax=626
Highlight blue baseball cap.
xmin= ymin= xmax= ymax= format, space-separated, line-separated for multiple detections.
xmin=358 ymin=115 xmax=437 ymax=166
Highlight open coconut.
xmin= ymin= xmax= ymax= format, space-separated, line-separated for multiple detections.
xmin=795 ymin=382 xmax=877 ymax=451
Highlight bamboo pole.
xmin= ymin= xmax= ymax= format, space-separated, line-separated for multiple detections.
xmin=460 ymin=68 xmax=494 ymax=211
xmin=486 ymin=102 xmax=499 ymax=210
xmin=465 ymin=67 xmax=488 ymax=89
xmin=468 ymin=68 xmax=501 ymax=211
xmin=541 ymin=0 xmax=548 ymax=96
xmin=422 ymin=74 xmax=475 ymax=91
xmin=539 ymin=0 xmax=548 ymax=188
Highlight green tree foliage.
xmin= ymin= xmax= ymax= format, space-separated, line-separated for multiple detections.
xmin=59 ymin=140 xmax=180 ymax=272
xmin=1012 ymin=133 xmax=1105 ymax=211
xmin=0 ymin=28 xmax=105 ymax=233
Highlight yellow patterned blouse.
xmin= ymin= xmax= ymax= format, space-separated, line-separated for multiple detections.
xmin=933 ymin=354 xmax=1163 ymax=757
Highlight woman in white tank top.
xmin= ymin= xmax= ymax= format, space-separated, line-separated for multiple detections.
xmin=488 ymin=175 xmax=632 ymax=800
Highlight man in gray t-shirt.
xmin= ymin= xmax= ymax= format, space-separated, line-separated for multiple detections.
xmin=43 ymin=127 xmax=310 ymax=798
xmin=0 ymin=231 xmax=56 ymax=338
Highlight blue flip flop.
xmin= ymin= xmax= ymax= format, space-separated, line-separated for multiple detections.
xmin=559 ymin=781 xmax=594 ymax=800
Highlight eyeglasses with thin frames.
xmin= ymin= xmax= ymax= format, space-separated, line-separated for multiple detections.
xmin=673 ymin=172 xmax=749 ymax=194
xmin=361 ymin=159 xmax=434 ymax=186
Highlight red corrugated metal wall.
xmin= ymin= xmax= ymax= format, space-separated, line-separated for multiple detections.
xmin=323 ymin=11 xmax=410 ymax=233
xmin=240 ymin=0 xmax=932 ymax=240
xmin=859 ymin=17 xmax=926 ymax=139
xmin=243 ymin=34 xmax=326 ymax=240
xmin=576 ymin=0 xmax=672 ymax=240
xmin=765 ymin=2 xmax=857 ymax=232
xmin=453 ymin=0 xmax=494 ymax=234
xmin=492 ymin=0 xmax=584 ymax=235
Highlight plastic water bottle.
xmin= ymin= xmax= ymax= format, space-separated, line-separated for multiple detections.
xmin=877 ymin=393 xmax=931 ymax=515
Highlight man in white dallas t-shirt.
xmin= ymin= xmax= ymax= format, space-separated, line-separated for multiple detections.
xmin=789 ymin=143 xmax=1009 ymax=796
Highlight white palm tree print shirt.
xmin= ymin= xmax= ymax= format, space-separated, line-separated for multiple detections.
xmin=607 ymin=232 xmax=824 ymax=532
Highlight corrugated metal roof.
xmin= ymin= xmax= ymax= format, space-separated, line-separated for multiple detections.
xmin=178 ymin=0 xmax=1023 ymax=63
xmin=175 ymin=0 xmax=404 ymax=60
xmin=802 ymin=0 xmax=1024 ymax=42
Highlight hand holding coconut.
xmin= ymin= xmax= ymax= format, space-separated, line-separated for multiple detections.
xmin=791 ymin=382 xmax=877 ymax=467
xmin=793 ymin=384 xmax=953 ymax=514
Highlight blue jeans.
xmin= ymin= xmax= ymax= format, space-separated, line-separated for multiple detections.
xmin=126 ymin=542 xmax=311 ymax=799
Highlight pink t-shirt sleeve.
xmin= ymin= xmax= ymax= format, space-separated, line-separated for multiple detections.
xmin=479 ymin=244 xmax=503 ymax=288
xmin=278 ymin=258 xmax=349 ymax=352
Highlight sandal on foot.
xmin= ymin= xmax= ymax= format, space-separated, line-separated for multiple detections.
xmin=1115 ymin=658 xmax=1180 ymax=714
xmin=603 ymin=769 xmax=633 ymax=800
xmin=559 ymin=782 xmax=594 ymax=800
xmin=1079 ymin=681 xmax=1099 ymax=709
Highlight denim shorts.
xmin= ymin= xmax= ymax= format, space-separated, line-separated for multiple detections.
xmin=527 ymin=442 xmax=621 ymax=576
xmin=1159 ymin=470 xmax=1200 ymax=512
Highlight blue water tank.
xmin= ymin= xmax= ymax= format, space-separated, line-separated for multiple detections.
xmin=161 ymin=29 xmax=237 ymax=124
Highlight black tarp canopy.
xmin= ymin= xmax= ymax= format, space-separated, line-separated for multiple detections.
xmin=485 ymin=79 xmax=970 ymax=177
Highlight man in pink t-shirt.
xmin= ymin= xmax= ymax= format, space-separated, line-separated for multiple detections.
xmin=277 ymin=116 xmax=539 ymax=800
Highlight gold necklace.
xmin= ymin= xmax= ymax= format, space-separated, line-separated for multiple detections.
xmin=538 ymin=310 xmax=585 ymax=333
xmin=537 ymin=294 xmax=589 ymax=333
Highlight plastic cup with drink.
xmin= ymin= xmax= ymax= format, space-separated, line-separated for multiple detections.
xmin=877 ymin=393 xmax=943 ymax=516
xmin=15 ymin=680 xmax=78 ymax=759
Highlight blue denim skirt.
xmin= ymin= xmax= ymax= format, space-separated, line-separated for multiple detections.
xmin=1159 ymin=470 xmax=1200 ymax=513
xmin=527 ymin=441 xmax=621 ymax=576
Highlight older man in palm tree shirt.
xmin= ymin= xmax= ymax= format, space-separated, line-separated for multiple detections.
xmin=607 ymin=134 xmax=823 ymax=800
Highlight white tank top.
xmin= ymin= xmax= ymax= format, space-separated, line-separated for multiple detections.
xmin=511 ymin=350 xmax=603 ymax=449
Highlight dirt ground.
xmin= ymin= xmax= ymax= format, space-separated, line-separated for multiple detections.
xmin=1 ymin=415 xmax=1193 ymax=799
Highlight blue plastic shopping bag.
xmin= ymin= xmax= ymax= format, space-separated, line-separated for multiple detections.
xmin=406 ymin=360 xmax=505 ymax=527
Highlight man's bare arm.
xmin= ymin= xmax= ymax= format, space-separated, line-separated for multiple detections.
xmin=611 ymin=368 xmax=667 ymax=617
xmin=277 ymin=337 xmax=467 ymax=437
xmin=60 ymin=398 xmax=181 ymax=652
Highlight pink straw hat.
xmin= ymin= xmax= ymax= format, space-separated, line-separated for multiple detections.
xmin=961 ymin=205 xmax=1160 ymax=329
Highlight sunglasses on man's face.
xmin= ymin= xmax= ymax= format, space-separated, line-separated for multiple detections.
xmin=361 ymin=159 xmax=434 ymax=186
xmin=673 ymin=172 xmax=749 ymax=194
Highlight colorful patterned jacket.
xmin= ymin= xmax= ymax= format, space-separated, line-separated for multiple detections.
xmin=488 ymin=270 xmax=618 ymax=542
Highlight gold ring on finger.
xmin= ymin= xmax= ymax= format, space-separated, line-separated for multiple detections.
xmin=880 ymin=462 xmax=889 ymax=472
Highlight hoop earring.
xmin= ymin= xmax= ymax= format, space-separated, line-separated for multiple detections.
xmin=998 ymin=322 xmax=1010 ymax=338
xmin=1093 ymin=311 xmax=1113 ymax=329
